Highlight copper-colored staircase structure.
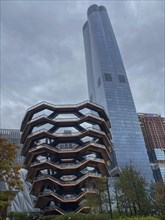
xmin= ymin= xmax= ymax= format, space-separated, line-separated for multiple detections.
xmin=21 ymin=101 xmax=112 ymax=215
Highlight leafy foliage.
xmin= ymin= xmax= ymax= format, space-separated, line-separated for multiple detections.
xmin=113 ymin=165 xmax=151 ymax=216
xmin=40 ymin=214 xmax=161 ymax=220
xmin=83 ymin=177 xmax=110 ymax=213
xmin=0 ymin=135 xmax=23 ymax=219
xmin=0 ymin=136 xmax=23 ymax=190
xmin=43 ymin=212 xmax=111 ymax=220
xmin=8 ymin=212 xmax=39 ymax=220
xmin=0 ymin=191 xmax=16 ymax=219
xmin=149 ymin=182 xmax=165 ymax=215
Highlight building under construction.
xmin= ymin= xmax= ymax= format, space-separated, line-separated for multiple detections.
xmin=138 ymin=113 xmax=165 ymax=182
xmin=138 ymin=113 xmax=165 ymax=150
xmin=21 ymin=101 xmax=112 ymax=215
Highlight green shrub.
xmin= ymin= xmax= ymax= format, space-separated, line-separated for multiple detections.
xmin=43 ymin=212 xmax=112 ymax=220
xmin=159 ymin=216 xmax=165 ymax=220
xmin=44 ymin=215 xmax=57 ymax=220
xmin=120 ymin=217 xmax=160 ymax=220
xmin=9 ymin=212 xmax=163 ymax=220
xmin=8 ymin=212 xmax=39 ymax=220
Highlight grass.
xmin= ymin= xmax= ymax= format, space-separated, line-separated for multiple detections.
xmin=8 ymin=212 xmax=164 ymax=220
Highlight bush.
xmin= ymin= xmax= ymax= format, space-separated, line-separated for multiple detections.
xmin=159 ymin=216 xmax=165 ymax=220
xmin=44 ymin=215 xmax=57 ymax=220
xmin=8 ymin=212 xmax=39 ymax=220
xmin=120 ymin=217 xmax=160 ymax=220
xmin=43 ymin=212 xmax=111 ymax=220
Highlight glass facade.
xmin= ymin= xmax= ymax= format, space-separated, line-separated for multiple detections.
xmin=152 ymin=149 xmax=165 ymax=182
xmin=148 ymin=148 xmax=165 ymax=183
xmin=83 ymin=4 xmax=153 ymax=182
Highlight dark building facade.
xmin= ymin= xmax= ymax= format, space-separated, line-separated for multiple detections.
xmin=20 ymin=101 xmax=112 ymax=215
xmin=138 ymin=113 xmax=165 ymax=182
xmin=83 ymin=4 xmax=153 ymax=182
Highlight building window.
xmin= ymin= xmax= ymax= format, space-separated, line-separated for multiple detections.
xmin=97 ymin=77 xmax=101 ymax=88
xmin=118 ymin=75 xmax=126 ymax=83
xmin=104 ymin=73 xmax=112 ymax=81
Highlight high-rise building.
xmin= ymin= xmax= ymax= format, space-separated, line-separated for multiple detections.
xmin=20 ymin=101 xmax=112 ymax=215
xmin=138 ymin=113 xmax=165 ymax=150
xmin=138 ymin=113 xmax=165 ymax=182
xmin=83 ymin=4 xmax=153 ymax=182
xmin=0 ymin=129 xmax=24 ymax=164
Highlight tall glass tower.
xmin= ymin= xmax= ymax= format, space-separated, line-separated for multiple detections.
xmin=83 ymin=4 xmax=153 ymax=182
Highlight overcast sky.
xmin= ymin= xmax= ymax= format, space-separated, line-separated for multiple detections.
xmin=1 ymin=0 xmax=164 ymax=129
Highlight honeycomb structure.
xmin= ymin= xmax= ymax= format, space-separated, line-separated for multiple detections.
xmin=21 ymin=101 xmax=112 ymax=215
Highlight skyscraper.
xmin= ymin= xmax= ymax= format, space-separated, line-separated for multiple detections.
xmin=83 ymin=4 xmax=153 ymax=181
xmin=138 ymin=113 xmax=165 ymax=182
xmin=138 ymin=113 xmax=165 ymax=150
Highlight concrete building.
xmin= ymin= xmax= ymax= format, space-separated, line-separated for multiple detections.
xmin=83 ymin=4 xmax=153 ymax=182
xmin=138 ymin=113 xmax=165 ymax=182
xmin=138 ymin=113 xmax=165 ymax=150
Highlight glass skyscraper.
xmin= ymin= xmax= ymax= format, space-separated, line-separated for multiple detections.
xmin=83 ymin=4 xmax=153 ymax=182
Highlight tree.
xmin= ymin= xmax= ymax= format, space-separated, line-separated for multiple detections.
xmin=115 ymin=164 xmax=151 ymax=216
xmin=0 ymin=135 xmax=23 ymax=219
xmin=84 ymin=177 xmax=110 ymax=213
xmin=83 ymin=193 xmax=99 ymax=213
xmin=149 ymin=181 xmax=165 ymax=215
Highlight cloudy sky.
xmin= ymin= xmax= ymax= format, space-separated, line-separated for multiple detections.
xmin=1 ymin=0 xmax=164 ymax=129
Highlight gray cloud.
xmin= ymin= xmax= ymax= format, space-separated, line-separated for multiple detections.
xmin=1 ymin=1 xmax=164 ymax=129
